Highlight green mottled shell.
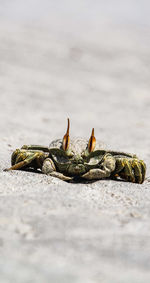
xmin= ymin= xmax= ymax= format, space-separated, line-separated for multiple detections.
xmin=49 ymin=138 xmax=107 ymax=175
xmin=49 ymin=138 xmax=107 ymax=154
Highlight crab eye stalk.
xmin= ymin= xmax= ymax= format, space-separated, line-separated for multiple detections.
xmin=62 ymin=118 xmax=70 ymax=151
xmin=88 ymin=128 xmax=96 ymax=153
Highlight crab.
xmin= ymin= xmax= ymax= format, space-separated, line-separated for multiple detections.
xmin=5 ymin=119 xmax=146 ymax=183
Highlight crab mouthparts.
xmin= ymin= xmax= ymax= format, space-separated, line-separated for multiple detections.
xmin=68 ymin=163 xmax=86 ymax=176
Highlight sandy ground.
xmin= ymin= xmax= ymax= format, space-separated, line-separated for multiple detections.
xmin=0 ymin=1 xmax=150 ymax=282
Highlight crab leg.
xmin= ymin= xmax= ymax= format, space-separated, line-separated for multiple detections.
xmin=140 ymin=160 xmax=146 ymax=183
xmin=5 ymin=152 xmax=41 ymax=171
xmin=114 ymin=157 xmax=146 ymax=184
xmin=115 ymin=158 xmax=135 ymax=183
xmin=21 ymin=145 xmax=49 ymax=152
xmin=131 ymin=159 xmax=146 ymax=184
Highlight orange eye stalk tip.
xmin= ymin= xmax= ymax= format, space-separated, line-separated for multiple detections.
xmin=88 ymin=127 xmax=96 ymax=153
xmin=62 ymin=118 xmax=70 ymax=151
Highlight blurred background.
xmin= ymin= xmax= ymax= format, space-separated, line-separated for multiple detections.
xmin=0 ymin=0 xmax=150 ymax=153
